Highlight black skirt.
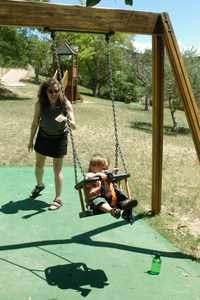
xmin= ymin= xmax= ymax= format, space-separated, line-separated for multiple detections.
xmin=34 ymin=128 xmax=68 ymax=158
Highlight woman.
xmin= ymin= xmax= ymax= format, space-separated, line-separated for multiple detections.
xmin=28 ymin=78 xmax=76 ymax=210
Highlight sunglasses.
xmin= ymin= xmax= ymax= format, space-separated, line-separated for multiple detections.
xmin=47 ymin=88 xmax=59 ymax=94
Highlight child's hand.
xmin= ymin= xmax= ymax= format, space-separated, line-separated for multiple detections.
xmin=97 ymin=172 xmax=107 ymax=181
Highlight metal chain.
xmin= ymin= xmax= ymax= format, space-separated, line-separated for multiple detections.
xmin=50 ymin=31 xmax=128 ymax=183
xmin=106 ymin=33 xmax=128 ymax=173
xmin=51 ymin=32 xmax=85 ymax=184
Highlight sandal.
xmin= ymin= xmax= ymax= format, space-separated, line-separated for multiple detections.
xmin=30 ymin=184 xmax=45 ymax=199
xmin=48 ymin=199 xmax=62 ymax=211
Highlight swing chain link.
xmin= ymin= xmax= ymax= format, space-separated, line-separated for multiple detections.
xmin=50 ymin=31 xmax=127 ymax=185
xmin=51 ymin=31 xmax=85 ymax=184
xmin=106 ymin=33 xmax=128 ymax=173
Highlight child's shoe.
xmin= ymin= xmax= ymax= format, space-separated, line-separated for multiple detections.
xmin=111 ymin=208 xmax=121 ymax=219
xmin=119 ymin=199 xmax=138 ymax=210
xmin=122 ymin=210 xmax=135 ymax=225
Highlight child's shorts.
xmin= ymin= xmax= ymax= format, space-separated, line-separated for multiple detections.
xmin=92 ymin=197 xmax=107 ymax=207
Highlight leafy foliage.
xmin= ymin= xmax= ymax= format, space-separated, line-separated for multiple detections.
xmin=86 ymin=0 xmax=133 ymax=6
xmin=0 ymin=26 xmax=199 ymax=116
xmin=0 ymin=27 xmax=30 ymax=67
xmin=86 ymin=0 xmax=101 ymax=6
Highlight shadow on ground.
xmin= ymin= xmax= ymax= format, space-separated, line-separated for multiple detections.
xmin=131 ymin=121 xmax=191 ymax=135
xmin=0 ymin=212 xmax=197 ymax=297
xmin=45 ymin=262 xmax=108 ymax=296
xmin=0 ymin=96 xmax=32 ymax=101
xmin=0 ymin=216 xmax=195 ymax=260
xmin=0 ymin=254 xmax=108 ymax=297
xmin=0 ymin=198 xmax=49 ymax=218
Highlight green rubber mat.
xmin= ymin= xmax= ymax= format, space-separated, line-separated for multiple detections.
xmin=0 ymin=167 xmax=199 ymax=300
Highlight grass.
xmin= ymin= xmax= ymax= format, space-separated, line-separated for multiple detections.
xmin=0 ymin=82 xmax=200 ymax=259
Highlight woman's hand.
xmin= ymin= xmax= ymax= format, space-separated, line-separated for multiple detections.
xmin=69 ymin=120 xmax=76 ymax=129
xmin=55 ymin=114 xmax=76 ymax=129
xmin=28 ymin=141 xmax=33 ymax=152
xmin=55 ymin=114 xmax=67 ymax=123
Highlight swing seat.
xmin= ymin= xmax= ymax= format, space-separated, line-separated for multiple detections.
xmin=79 ymin=210 xmax=94 ymax=218
xmin=79 ymin=208 xmax=105 ymax=218
xmin=75 ymin=172 xmax=130 ymax=190
xmin=75 ymin=172 xmax=131 ymax=218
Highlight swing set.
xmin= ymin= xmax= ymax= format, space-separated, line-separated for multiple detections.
xmin=51 ymin=30 xmax=131 ymax=217
xmin=0 ymin=1 xmax=199 ymax=217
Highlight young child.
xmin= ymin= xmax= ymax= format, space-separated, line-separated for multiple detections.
xmin=85 ymin=153 xmax=137 ymax=224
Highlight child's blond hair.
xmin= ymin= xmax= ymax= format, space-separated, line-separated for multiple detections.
xmin=88 ymin=153 xmax=109 ymax=171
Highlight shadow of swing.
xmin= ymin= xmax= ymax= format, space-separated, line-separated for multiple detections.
xmin=0 ymin=255 xmax=108 ymax=297
xmin=0 ymin=218 xmax=197 ymax=296
xmin=45 ymin=262 xmax=108 ymax=296
xmin=0 ymin=218 xmax=195 ymax=261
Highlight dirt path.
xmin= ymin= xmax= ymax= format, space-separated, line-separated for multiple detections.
xmin=1 ymin=68 xmax=28 ymax=86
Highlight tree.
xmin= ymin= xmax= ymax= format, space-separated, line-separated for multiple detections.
xmin=164 ymin=57 xmax=180 ymax=133
xmin=134 ymin=49 xmax=152 ymax=110
xmin=109 ymin=36 xmax=138 ymax=102
xmin=164 ymin=49 xmax=200 ymax=133
xmin=183 ymin=48 xmax=200 ymax=109
xmin=0 ymin=27 xmax=31 ymax=67
xmin=78 ymin=34 xmax=108 ymax=97
xmin=28 ymin=36 xmax=52 ymax=81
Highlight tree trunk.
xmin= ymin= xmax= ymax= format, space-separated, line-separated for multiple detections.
xmin=34 ymin=66 xmax=39 ymax=82
xmin=144 ymin=95 xmax=149 ymax=111
xmin=93 ymin=60 xmax=101 ymax=97
xmin=168 ymin=96 xmax=178 ymax=134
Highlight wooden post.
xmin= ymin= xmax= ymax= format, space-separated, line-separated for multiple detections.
xmin=152 ymin=33 xmax=165 ymax=214
xmin=161 ymin=13 xmax=200 ymax=163
xmin=78 ymin=189 xmax=86 ymax=212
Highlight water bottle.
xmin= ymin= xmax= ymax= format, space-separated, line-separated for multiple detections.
xmin=149 ymin=254 xmax=161 ymax=275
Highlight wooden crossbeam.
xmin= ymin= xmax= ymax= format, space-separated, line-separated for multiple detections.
xmin=0 ymin=0 xmax=160 ymax=34
xmin=161 ymin=13 xmax=200 ymax=163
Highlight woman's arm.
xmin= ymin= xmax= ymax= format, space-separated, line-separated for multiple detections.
xmin=55 ymin=99 xmax=76 ymax=129
xmin=28 ymin=101 xmax=40 ymax=152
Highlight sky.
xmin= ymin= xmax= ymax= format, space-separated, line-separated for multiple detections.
xmin=49 ymin=0 xmax=200 ymax=53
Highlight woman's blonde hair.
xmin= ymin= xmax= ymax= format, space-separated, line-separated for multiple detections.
xmin=88 ymin=153 xmax=109 ymax=171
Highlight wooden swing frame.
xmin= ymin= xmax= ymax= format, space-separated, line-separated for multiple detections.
xmin=0 ymin=0 xmax=199 ymax=214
